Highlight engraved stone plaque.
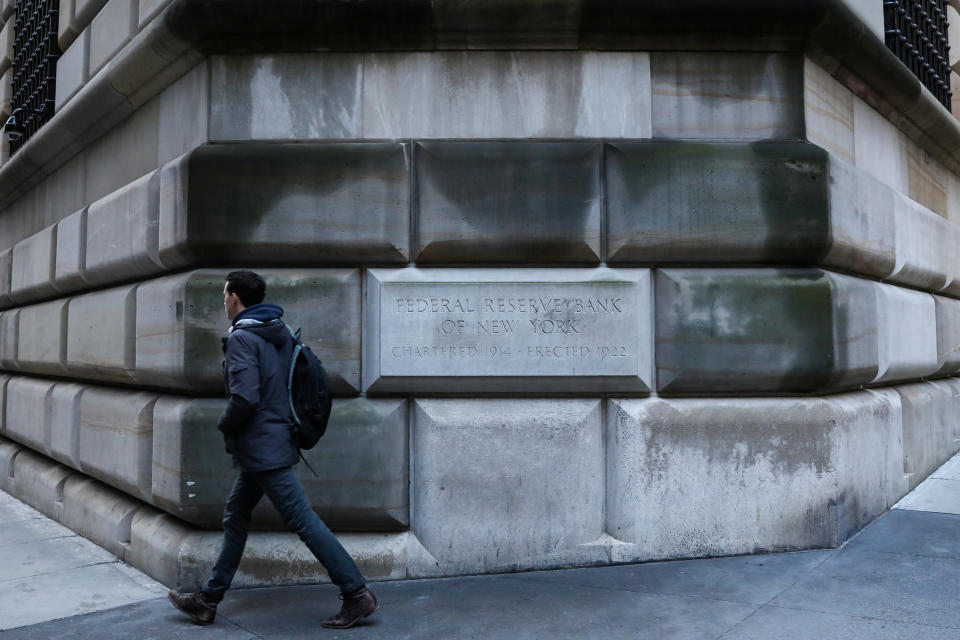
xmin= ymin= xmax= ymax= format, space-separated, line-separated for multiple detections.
xmin=364 ymin=269 xmax=652 ymax=392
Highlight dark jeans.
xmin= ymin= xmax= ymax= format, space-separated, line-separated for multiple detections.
xmin=202 ymin=466 xmax=366 ymax=597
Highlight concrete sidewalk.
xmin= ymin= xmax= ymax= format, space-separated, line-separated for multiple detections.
xmin=3 ymin=456 xmax=960 ymax=640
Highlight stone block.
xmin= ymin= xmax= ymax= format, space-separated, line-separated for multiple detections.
xmin=156 ymin=62 xmax=209 ymax=166
xmin=853 ymin=97 xmax=905 ymax=192
xmin=803 ymin=58 xmax=854 ymax=163
xmin=4 ymin=377 xmax=54 ymax=455
xmin=842 ymin=0 xmax=885 ymax=38
xmin=890 ymin=192 xmax=951 ymax=291
xmin=651 ymin=52 xmax=804 ymax=139
xmin=412 ymin=399 xmax=604 ymax=574
xmin=0 ymin=309 xmax=18 ymax=370
xmin=85 ymin=170 xmax=163 ymax=287
xmin=10 ymin=224 xmax=57 ymax=303
xmin=17 ymin=299 xmax=68 ymax=376
xmin=940 ymin=221 xmax=960 ymax=297
xmin=75 ymin=0 xmax=110 ymax=28
xmin=905 ymin=137 xmax=949 ymax=217
xmin=935 ymin=296 xmax=960 ymax=376
xmin=61 ymin=475 xmax=141 ymax=558
xmin=0 ymin=435 xmax=21 ymax=494
xmin=365 ymin=268 xmax=653 ymax=393
xmin=45 ymin=154 xmax=87 ymax=226
xmin=874 ymin=283 xmax=938 ymax=383
xmin=359 ymin=51 xmax=652 ymax=139
xmin=88 ymin=0 xmax=137 ymax=75
xmin=77 ymin=387 xmax=156 ymax=501
xmin=136 ymin=269 xmax=361 ymax=394
xmin=608 ymin=391 xmax=905 ymax=559
xmin=151 ymin=396 xmax=408 ymax=530
xmin=48 ymin=382 xmax=85 ymax=469
xmin=53 ymin=208 xmax=87 ymax=293
xmin=58 ymin=0 xmax=80 ymax=51
xmin=0 ymin=19 xmax=12 ymax=77
xmin=0 ymin=0 xmax=13 ymax=22
xmin=0 ymin=67 xmax=11 ymax=119
xmin=84 ymin=100 xmax=160 ymax=204
xmin=0 ymin=248 xmax=11 ymax=308
xmin=209 ymin=54 xmax=364 ymax=140
xmin=655 ymin=269 xmax=878 ymax=394
xmin=606 ymin=141 xmax=829 ymax=264
xmin=66 ymin=284 xmax=138 ymax=382
xmin=897 ymin=381 xmax=959 ymax=490
xmin=55 ymin=28 xmax=90 ymax=110
xmin=11 ymin=448 xmax=73 ymax=521
xmin=158 ymin=144 xmax=409 ymax=268
xmin=138 ymin=0 xmax=173 ymax=27
xmin=0 ymin=373 xmax=8 ymax=434
xmin=416 ymin=142 xmax=601 ymax=263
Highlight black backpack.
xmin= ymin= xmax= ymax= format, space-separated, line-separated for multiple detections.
xmin=285 ymin=325 xmax=332 ymax=450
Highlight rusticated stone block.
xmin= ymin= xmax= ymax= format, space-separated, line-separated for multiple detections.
xmin=416 ymin=142 xmax=600 ymax=263
xmin=655 ymin=269 xmax=879 ymax=393
xmin=88 ymin=0 xmax=136 ymax=75
xmin=935 ymin=296 xmax=960 ymax=376
xmin=0 ymin=309 xmax=18 ymax=370
xmin=890 ymin=192 xmax=951 ymax=291
xmin=11 ymin=448 xmax=73 ymax=521
xmin=139 ymin=0 xmax=173 ymax=27
xmin=66 ymin=284 xmax=137 ymax=382
xmin=0 ymin=435 xmax=21 ymax=494
xmin=136 ymin=269 xmax=361 ymax=394
xmin=606 ymin=143 xmax=895 ymax=278
xmin=158 ymin=144 xmax=409 ymax=268
xmin=803 ymin=59 xmax=854 ymax=163
xmin=897 ymin=381 xmax=959 ymax=490
xmin=413 ymin=399 xmax=603 ymax=574
xmin=54 ymin=208 xmax=87 ymax=293
xmin=77 ymin=387 xmax=156 ymax=501
xmin=48 ymin=382 xmax=85 ymax=469
xmin=55 ymin=28 xmax=89 ymax=110
xmin=61 ymin=474 xmax=142 ymax=559
xmin=873 ymin=283 xmax=938 ymax=383
xmin=0 ymin=248 xmax=11 ymax=308
xmin=651 ymin=52 xmax=804 ymax=140
xmin=607 ymin=391 xmax=906 ymax=559
xmin=10 ymin=223 xmax=57 ymax=303
xmin=4 ymin=377 xmax=54 ymax=455
xmin=364 ymin=268 xmax=653 ymax=394
xmin=0 ymin=19 xmax=12 ymax=77
xmin=151 ymin=396 xmax=408 ymax=531
xmin=85 ymin=170 xmax=162 ymax=287
xmin=17 ymin=299 xmax=68 ymax=376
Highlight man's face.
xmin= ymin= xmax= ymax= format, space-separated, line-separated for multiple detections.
xmin=223 ymin=282 xmax=242 ymax=320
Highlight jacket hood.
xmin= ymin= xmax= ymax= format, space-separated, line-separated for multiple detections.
xmin=231 ymin=303 xmax=289 ymax=347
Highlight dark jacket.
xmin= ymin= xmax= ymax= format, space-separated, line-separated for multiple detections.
xmin=217 ymin=303 xmax=299 ymax=472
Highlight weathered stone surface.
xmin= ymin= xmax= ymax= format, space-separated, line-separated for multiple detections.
xmin=606 ymin=142 xmax=829 ymax=264
xmin=84 ymin=100 xmax=160 ymax=204
xmin=413 ymin=399 xmax=603 ymax=574
xmin=360 ymin=51 xmax=652 ymax=139
xmin=0 ymin=309 xmax=18 ymax=370
xmin=66 ymin=284 xmax=137 ymax=382
xmin=10 ymin=224 xmax=57 ymax=303
xmin=17 ymin=299 xmax=68 ymax=376
xmin=0 ymin=67 xmax=11 ymax=119
xmin=158 ymin=144 xmax=409 ymax=268
xmin=651 ymin=52 xmax=804 ymax=139
xmin=47 ymin=382 xmax=85 ymax=469
xmin=0 ymin=435 xmax=20 ymax=494
xmin=803 ymin=58 xmax=854 ymax=163
xmin=0 ymin=374 xmax=9 ymax=435
xmin=842 ymin=0 xmax=885 ymax=38
xmin=0 ymin=19 xmax=12 ymax=77
xmin=151 ymin=396 xmax=408 ymax=530
xmin=655 ymin=269 xmax=879 ymax=393
xmin=852 ymin=97 xmax=905 ymax=192
xmin=365 ymin=268 xmax=652 ymax=393
xmin=890 ymin=192 xmax=951 ymax=291
xmin=77 ymin=388 xmax=156 ymax=501
xmin=156 ymin=62 xmax=209 ymax=166
xmin=905 ymin=135 xmax=949 ymax=217
xmin=897 ymin=381 xmax=959 ymax=491
xmin=88 ymin=0 xmax=137 ymax=75
xmin=55 ymin=28 xmax=89 ymax=110
xmin=85 ymin=170 xmax=162 ymax=287
xmin=935 ymin=296 xmax=960 ymax=376
xmin=74 ymin=0 xmax=110 ymax=34
xmin=53 ymin=208 xmax=87 ymax=293
xmin=608 ymin=391 xmax=906 ymax=559
xmin=4 ymin=377 xmax=54 ymax=455
xmin=136 ymin=269 xmax=361 ymax=394
xmin=873 ymin=283 xmax=938 ymax=383
xmin=11 ymin=448 xmax=72 ymax=521
xmin=138 ymin=0 xmax=172 ymax=27
xmin=416 ymin=142 xmax=601 ymax=263
xmin=0 ymin=248 xmax=11 ymax=308
xmin=58 ymin=0 xmax=80 ymax=52
xmin=61 ymin=474 xmax=142 ymax=559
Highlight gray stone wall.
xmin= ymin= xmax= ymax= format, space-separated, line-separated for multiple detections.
xmin=0 ymin=1 xmax=958 ymax=590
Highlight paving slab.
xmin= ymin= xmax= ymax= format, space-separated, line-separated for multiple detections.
xmin=841 ymin=508 xmax=960 ymax=560
xmin=893 ymin=477 xmax=960 ymax=514
xmin=0 ymin=514 xmax=73 ymax=547
xmin=721 ymin=605 xmax=958 ymax=640
xmin=931 ymin=455 xmax=960 ymax=480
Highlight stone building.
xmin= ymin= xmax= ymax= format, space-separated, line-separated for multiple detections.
xmin=0 ymin=0 xmax=958 ymax=589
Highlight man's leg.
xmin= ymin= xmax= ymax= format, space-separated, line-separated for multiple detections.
xmin=255 ymin=466 xmax=366 ymax=594
xmin=169 ymin=471 xmax=263 ymax=625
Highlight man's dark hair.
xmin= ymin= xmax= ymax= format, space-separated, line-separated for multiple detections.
xmin=225 ymin=270 xmax=266 ymax=307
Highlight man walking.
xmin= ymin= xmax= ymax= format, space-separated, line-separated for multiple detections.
xmin=168 ymin=270 xmax=377 ymax=629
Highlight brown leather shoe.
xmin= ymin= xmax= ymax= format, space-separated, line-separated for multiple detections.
xmin=321 ymin=586 xmax=378 ymax=629
xmin=167 ymin=589 xmax=221 ymax=625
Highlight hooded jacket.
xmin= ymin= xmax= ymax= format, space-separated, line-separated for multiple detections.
xmin=217 ymin=303 xmax=299 ymax=472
